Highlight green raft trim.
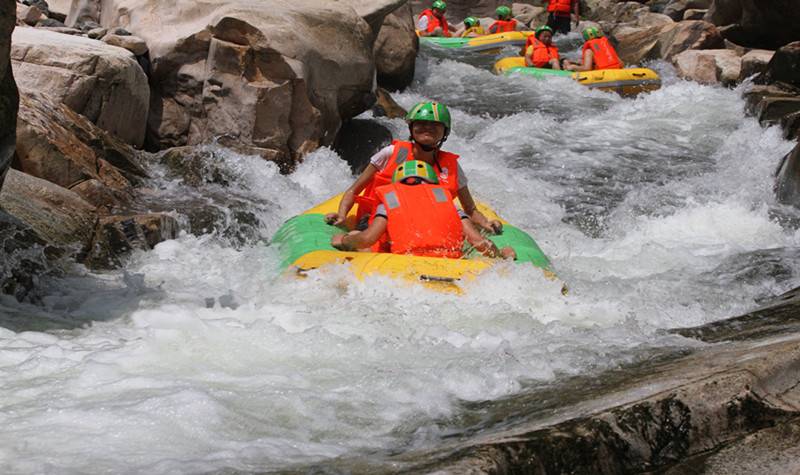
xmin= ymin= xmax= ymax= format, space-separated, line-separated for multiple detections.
xmin=502 ymin=66 xmax=574 ymax=78
xmin=419 ymin=37 xmax=472 ymax=49
xmin=271 ymin=213 xmax=552 ymax=272
xmin=420 ymin=36 xmax=529 ymax=52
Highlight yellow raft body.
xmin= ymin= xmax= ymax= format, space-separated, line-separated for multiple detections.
xmin=418 ymin=31 xmax=533 ymax=53
xmin=272 ymin=194 xmax=557 ymax=292
xmin=494 ymin=57 xmax=662 ymax=96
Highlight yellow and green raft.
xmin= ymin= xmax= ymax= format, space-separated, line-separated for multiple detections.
xmin=419 ymin=31 xmax=534 ymax=52
xmin=271 ymin=193 xmax=556 ymax=292
xmin=494 ymin=57 xmax=662 ymax=96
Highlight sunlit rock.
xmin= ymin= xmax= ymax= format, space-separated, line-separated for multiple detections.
xmin=11 ymin=27 xmax=149 ymax=147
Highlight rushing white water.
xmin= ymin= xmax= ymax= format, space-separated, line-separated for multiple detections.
xmin=1 ymin=48 xmax=799 ymax=473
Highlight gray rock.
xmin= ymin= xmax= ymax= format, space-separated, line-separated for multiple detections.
xmin=682 ymin=8 xmax=707 ymax=20
xmin=102 ymin=33 xmax=148 ymax=55
xmin=739 ymin=49 xmax=775 ymax=82
xmin=705 ymin=0 xmax=800 ymax=49
xmin=374 ymin=2 xmax=418 ymax=91
xmin=87 ymin=26 xmax=107 ymax=39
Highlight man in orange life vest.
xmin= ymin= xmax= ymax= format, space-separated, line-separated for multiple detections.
xmin=418 ymin=0 xmax=451 ymax=37
xmin=487 ymin=6 xmax=520 ymax=34
xmin=525 ymin=26 xmax=562 ymax=70
xmin=545 ymin=0 xmax=579 ymax=35
xmin=565 ymin=27 xmax=623 ymax=71
xmin=331 ymin=160 xmax=515 ymax=260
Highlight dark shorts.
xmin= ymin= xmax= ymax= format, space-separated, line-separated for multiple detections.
xmin=547 ymin=13 xmax=571 ymax=35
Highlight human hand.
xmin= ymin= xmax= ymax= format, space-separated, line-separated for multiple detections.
xmin=331 ymin=234 xmax=345 ymax=249
xmin=325 ymin=212 xmax=345 ymax=226
xmin=500 ymin=246 xmax=516 ymax=260
xmin=488 ymin=220 xmax=503 ymax=234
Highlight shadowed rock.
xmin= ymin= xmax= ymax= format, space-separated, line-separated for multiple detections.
xmin=0 ymin=0 xmax=17 ymax=192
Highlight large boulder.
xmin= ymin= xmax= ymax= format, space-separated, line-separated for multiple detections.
xmin=614 ymin=20 xmax=724 ymax=65
xmin=0 ymin=0 xmax=17 ymax=192
xmin=97 ymin=0 xmax=404 ymax=170
xmin=15 ymin=91 xmax=148 ymax=209
xmin=512 ymin=3 xmax=547 ymax=27
xmin=673 ymin=48 xmax=741 ymax=86
xmin=10 ymin=27 xmax=149 ymax=147
xmin=738 ymin=49 xmax=775 ymax=81
xmin=374 ymin=2 xmax=418 ymax=91
xmin=758 ymin=42 xmax=800 ymax=89
xmin=704 ymin=0 xmax=800 ymax=50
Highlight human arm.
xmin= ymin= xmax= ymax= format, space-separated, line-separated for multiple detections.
xmin=462 ymin=219 xmax=516 ymax=259
xmin=331 ymin=217 xmax=387 ymax=251
xmin=457 ymin=186 xmax=502 ymax=233
xmin=573 ymin=0 xmax=580 ymax=26
xmin=324 ymin=163 xmax=379 ymax=226
xmin=566 ymin=49 xmax=593 ymax=71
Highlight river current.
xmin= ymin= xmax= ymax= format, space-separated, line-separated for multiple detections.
xmin=1 ymin=38 xmax=798 ymax=473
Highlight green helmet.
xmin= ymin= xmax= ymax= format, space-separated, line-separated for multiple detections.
xmin=464 ymin=16 xmax=479 ymax=28
xmin=393 ymin=160 xmax=439 ymax=185
xmin=535 ymin=25 xmax=553 ymax=38
xmin=405 ymin=101 xmax=452 ymax=132
xmin=582 ymin=27 xmax=603 ymax=41
xmin=496 ymin=6 xmax=512 ymax=19
xmin=432 ymin=0 xmax=446 ymax=12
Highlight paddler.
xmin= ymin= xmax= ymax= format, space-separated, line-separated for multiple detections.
xmin=325 ymin=101 xmax=502 ymax=235
xmin=331 ymin=161 xmax=515 ymax=259
xmin=545 ymin=0 xmax=579 ymax=35
xmin=564 ymin=27 xmax=624 ymax=71
xmin=487 ymin=6 xmax=521 ymax=34
xmin=454 ymin=16 xmax=486 ymax=38
xmin=524 ymin=26 xmax=562 ymax=70
xmin=418 ymin=0 xmax=451 ymax=37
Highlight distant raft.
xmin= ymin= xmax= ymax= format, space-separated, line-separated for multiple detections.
xmin=494 ymin=56 xmax=662 ymax=96
xmin=270 ymin=193 xmax=557 ymax=293
xmin=418 ymin=31 xmax=533 ymax=52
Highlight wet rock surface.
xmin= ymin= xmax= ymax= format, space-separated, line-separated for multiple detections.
xmin=387 ymin=290 xmax=800 ymax=474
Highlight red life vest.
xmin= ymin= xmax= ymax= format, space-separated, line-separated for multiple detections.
xmin=419 ymin=9 xmax=451 ymax=37
xmin=526 ymin=37 xmax=560 ymax=68
xmin=547 ymin=0 xmax=573 ymax=15
xmin=356 ymin=140 xmax=461 ymax=222
xmin=583 ymin=37 xmax=623 ymax=70
xmin=374 ymin=183 xmax=464 ymax=258
xmin=488 ymin=19 xmax=517 ymax=34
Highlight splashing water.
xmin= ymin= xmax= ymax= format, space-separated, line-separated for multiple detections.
xmin=0 ymin=49 xmax=798 ymax=473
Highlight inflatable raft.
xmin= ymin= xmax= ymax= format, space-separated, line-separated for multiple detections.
xmin=271 ymin=193 xmax=556 ymax=292
xmin=494 ymin=57 xmax=662 ymax=96
xmin=419 ymin=31 xmax=533 ymax=52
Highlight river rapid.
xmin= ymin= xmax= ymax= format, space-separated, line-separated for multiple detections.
xmin=1 ymin=38 xmax=798 ymax=473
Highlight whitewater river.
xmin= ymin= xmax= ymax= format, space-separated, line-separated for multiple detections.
xmin=1 ymin=38 xmax=798 ymax=473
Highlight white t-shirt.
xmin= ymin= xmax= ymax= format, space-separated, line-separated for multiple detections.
xmin=417 ymin=15 xmax=429 ymax=31
xmin=369 ymin=144 xmax=468 ymax=189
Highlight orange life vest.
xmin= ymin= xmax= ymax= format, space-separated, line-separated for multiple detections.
xmin=526 ymin=37 xmax=560 ymax=68
xmin=488 ymin=19 xmax=517 ymax=34
xmin=583 ymin=37 xmax=623 ymax=70
xmin=547 ymin=0 xmax=573 ymax=14
xmin=419 ymin=9 xmax=451 ymax=37
xmin=356 ymin=140 xmax=461 ymax=222
xmin=374 ymin=183 xmax=464 ymax=258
